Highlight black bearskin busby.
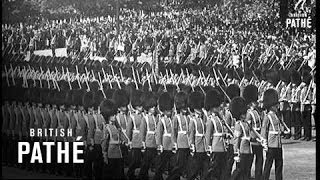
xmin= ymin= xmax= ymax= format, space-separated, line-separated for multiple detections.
xmin=131 ymin=89 xmax=143 ymax=108
xmin=226 ymin=84 xmax=240 ymax=101
xmin=142 ymin=91 xmax=157 ymax=110
xmin=159 ymin=92 xmax=174 ymax=112
xmin=82 ymin=91 xmax=95 ymax=110
xmin=230 ymin=96 xmax=247 ymax=119
xmin=174 ymin=91 xmax=188 ymax=111
xmin=204 ymin=89 xmax=223 ymax=111
xmin=262 ymin=88 xmax=279 ymax=109
xmin=188 ymin=91 xmax=204 ymax=111
xmin=100 ymin=99 xmax=117 ymax=121
xmin=112 ymin=89 xmax=130 ymax=108
xmin=242 ymin=84 xmax=258 ymax=105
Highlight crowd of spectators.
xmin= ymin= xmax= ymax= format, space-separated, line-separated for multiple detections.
xmin=2 ymin=0 xmax=315 ymax=67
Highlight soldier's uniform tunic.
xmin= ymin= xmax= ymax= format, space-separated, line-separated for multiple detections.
xmin=231 ymin=119 xmax=253 ymax=180
xmin=126 ymin=111 xmax=143 ymax=180
xmin=154 ymin=114 xmax=174 ymax=180
xmin=246 ymin=108 xmax=263 ymax=180
xmin=187 ymin=112 xmax=209 ymax=180
xmin=139 ymin=113 xmax=158 ymax=180
xmin=102 ymin=122 xmax=125 ymax=179
xmin=167 ymin=113 xmax=190 ymax=180
xmin=261 ymin=111 xmax=283 ymax=180
xmin=205 ymin=113 xmax=228 ymax=180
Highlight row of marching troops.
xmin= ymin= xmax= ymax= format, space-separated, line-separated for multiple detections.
xmin=2 ymin=53 xmax=316 ymax=180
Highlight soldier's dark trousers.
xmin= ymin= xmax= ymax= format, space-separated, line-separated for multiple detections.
xmin=292 ymin=109 xmax=302 ymax=139
xmin=120 ymin=144 xmax=129 ymax=167
xmin=206 ymin=152 xmax=227 ymax=180
xmin=187 ymin=152 xmax=209 ymax=180
xmin=93 ymin=144 xmax=103 ymax=179
xmin=166 ymin=148 xmax=190 ymax=180
xmin=301 ymin=106 xmax=312 ymax=139
xmin=226 ymin=144 xmax=235 ymax=179
xmin=84 ymin=145 xmax=95 ymax=179
xmin=153 ymin=150 xmax=174 ymax=180
xmin=103 ymin=158 xmax=125 ymax=179
xmin=248 ymin=145 xmax=263 ymax=180
xmin=262 ymin=148 xmax=283 ymax=180
xmin=231 ymin=153 xmax=253 ymax=180
xmin=281 ymin=110 xmax=291 ymax=138
xmin=127 ymin=148 xmax=142 ymax=180
xmin=139 ymin=147 xmax=157 ymax=180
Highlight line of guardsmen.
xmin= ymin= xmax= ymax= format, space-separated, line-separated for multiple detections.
xmin=2 ymin=53 xmax=316 ymax=180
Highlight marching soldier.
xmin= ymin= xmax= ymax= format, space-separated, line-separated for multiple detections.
xmin=243 ymin=84 xmax=263 ymax=180
xmin=48 ymin=90 xmax=59 ymax=175
xmin=167 ymin=91 xmax=190 ymax=180
xmin=139 ymin=91 xmax=159 ymax=180
xmin=278 ymin=70 xmax=292 ymax=139
xmin=72 ymin=89 xmax=88 ymax=177
xmin=230 ymin=97 xmax=253 ymax=180
xmin=91 ymin=90 xmax=106 ymax=179
xmin=300 ymin=68 xmax=313 ymax=141
xmin=290 ymin=70 xmax=302 ymax=140
xmin=82 ymin=91 xmax=97 ymax=179
xmin=204 ymin=89 xmax=229 ymax=180
xmin=154 ymin=91 xmax=174 ymax=180
xmin=187 ymin=91 xmax=209 ymax=180
xmin=101 ymin=99 xmax=126 ymax=179
xmin=113 ymin=89 xmax=130 ymax=167
xmin=224 ymin=84 xmax=240 ymax=178
xmin=261 ymin=89 xmax=285 ymax=180
xmin=127 ymin=89 xmax=144 ymax=180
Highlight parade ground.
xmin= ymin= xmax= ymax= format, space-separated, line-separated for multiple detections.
xmin=2 ymin=132 xmax=316 ymax=180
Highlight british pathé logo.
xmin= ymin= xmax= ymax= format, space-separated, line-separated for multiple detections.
xmin=286 ymin=0 xmax=312 ymax=29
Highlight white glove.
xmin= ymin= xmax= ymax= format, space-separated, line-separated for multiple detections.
xmin=190 ymin=144 xmax=195 ymax=153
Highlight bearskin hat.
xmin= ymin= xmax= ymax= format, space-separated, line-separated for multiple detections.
xmin=174 ymin=91 xmax=188 ymax=111
xmin=71 ymin=80 xmax=80 ymax=90
xmin=301 ymin=69 xmax=312 ymax=84
xmin=262 ymin=88 xmax=279 ymax=109
xmin=142 ymin=91 xmax=157 ymax=110
xmin=65 ymin=89 xmax=75 ymax=106
xmin=112 ymin=89 xmax=129 ymax=108
xmin=280 ymin=70 xmax=290 ymax=83
xmin=31 ymin=87 xmax=41 ymax=104
xmin=56 ymin=90 xmax=67 ymax=106
xmin=82 ymin=91 xmax=95 ymax=110
xmin=105 ymin=88 xmax=116 ymax=99
xmin=242 ymin=84 xmax=258 ymax=105
xmin=226 ymin=84 xmax=240 ymax=101
xmin=167 ymin=84 xmax=177 ymax=98
xmin=266 ymin=70 xmax=280 ymax=87
xmin=89 ymin=80 xmax=100 ymax=92
xmin=58 ymin=80 xmax=70 ymax=91
xmin=72 ymin=89 xmax=85 ymax=107
xmin=93 ymin=90 xmax=105 ymax=110
xmin=40 ymin=88 xmax=50 ymax=105
xmin=188 ymin=91 xmax=204 ymax=111
xmin=290 ymin=70 xmax=301 ymax=85
xmin=131 ymin=89 xmax=143 ymax=108
xmin=230 ymin=97 xmax=247 ymax=119
xmin=100 ymin=99 xmax=117 ymax=120
xmin=159 ymin=91 xmax=174 ymax=112
xmin=204 ymin=89 xmax=222 ymax=111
